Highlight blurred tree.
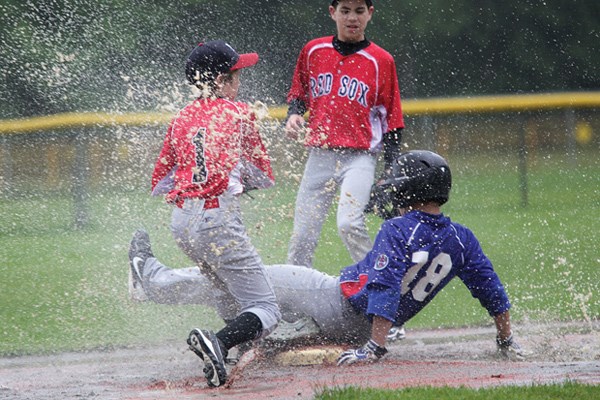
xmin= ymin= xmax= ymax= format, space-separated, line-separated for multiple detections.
xmin=390 ymin=0 xmax=599 ymax=96
xmin=0 ymin=0 xmax=597 ymax=118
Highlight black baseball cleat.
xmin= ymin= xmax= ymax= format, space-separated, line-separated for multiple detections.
xmin=128 ymin=229 xmax=154 ymax=302
xmin=187 ymin=329 xmax=228 ymax=387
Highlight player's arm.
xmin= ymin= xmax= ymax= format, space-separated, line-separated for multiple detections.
xmin=337 ymin=315 xmax=391 ymax=366
xmin=380 ymin=56 xmax=404 ymax=172
xmin=285 ymin=99 xmax=307 ymax=139
xmin=370 ymin=315 xmax=393 ymax=347
xmin=493 ymin=310 xmax=527 ymax=360
xmin=338 ymin=245 xmax=401 ymax=366
xmin=458 ymin=229 xmax=527 ymax=360
xmin=285 ymin=45 xmax=310 ymax=139
xmin=494 ymin=310 xmax=512 ymax=341
xmin=151 ymin=124 xmax=177 ymax=191
xmin=382 ymin=128 xmax=403 ymax=173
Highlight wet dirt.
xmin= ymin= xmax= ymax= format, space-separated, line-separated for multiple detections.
xmin=1 ymin=320 xmax=598 ymax=399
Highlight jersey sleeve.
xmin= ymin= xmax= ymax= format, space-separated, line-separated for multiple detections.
xmin=364 ymin=222 xmax=409 ymax=322
xmin=240 ymin=108 xmax=274 ymax=188
xmin=380 ymin=56 xmax=404 ymax=132
xmin=151 ymin=119 xmax=178 ymax=192
xmin=456 ymin=228 xmax=511 ymax=316
xmin=377 ymin=50 xmax=404 ymax=134
xmin=286 ymin=45 xmax=310 ymax=106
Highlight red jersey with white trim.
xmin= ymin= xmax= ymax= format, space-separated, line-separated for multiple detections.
xmin=151 ymin=97 xmax=274 ymax=206
xmin=287 ymin=36 xmax=404 ymax=151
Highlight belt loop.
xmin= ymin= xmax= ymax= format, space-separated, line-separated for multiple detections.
xmin=203 ymin=198 xmax=220 ymax=209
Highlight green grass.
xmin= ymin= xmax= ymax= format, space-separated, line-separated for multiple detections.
xmin=315 ymin=382 xmax=600 ymax=399
xmin=0 ymin=151 xmax=598 ymax=356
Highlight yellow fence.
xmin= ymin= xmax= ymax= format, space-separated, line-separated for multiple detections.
xmin=1 ymin=91 xmax=599 ymax=227
xmin=1 ymin=91 xmax=599 ymax=134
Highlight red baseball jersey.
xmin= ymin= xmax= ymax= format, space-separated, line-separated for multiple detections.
xmin=288 ymin=36 xmax=404 ymax=151
xmin=151 ymin=97 xmax=274 ymax=207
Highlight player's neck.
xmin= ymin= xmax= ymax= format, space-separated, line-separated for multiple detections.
xmin=416 ymin=203 xmax=441 ymax=215
xmin=332 ymin=36 xmax=370 ymax=56
xmin=403 ymin=203 xmax=441 ymax=215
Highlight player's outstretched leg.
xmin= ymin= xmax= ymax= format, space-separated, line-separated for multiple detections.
xmin=187 ymin=329 xmax=228 ymax=387
xmin=267 ymin=316 xmax=320 ymax=342
xmin=128 ymin=229 xmax=154 ymax=302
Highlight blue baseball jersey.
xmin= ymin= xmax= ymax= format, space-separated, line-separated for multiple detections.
xmin=339 ymin=210 xmax=511 ymax=325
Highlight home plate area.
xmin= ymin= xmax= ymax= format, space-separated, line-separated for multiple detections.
xmin=1 ymin=320 xmax=597 ymax=400
xmin=150 ymin=320 xmax=599 ymax=399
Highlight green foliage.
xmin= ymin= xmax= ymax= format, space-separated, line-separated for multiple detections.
xmin=0 ymin=0 xmax=598 ymax=118
xmin=315 ymin=382 xmax=600 ymax=400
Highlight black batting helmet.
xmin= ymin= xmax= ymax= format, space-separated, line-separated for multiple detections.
xmin=369 ymin=150 xmax=452 ymax=219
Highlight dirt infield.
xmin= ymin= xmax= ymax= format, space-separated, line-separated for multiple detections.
xmin=1 ymin=320 xmax=598 ymax=400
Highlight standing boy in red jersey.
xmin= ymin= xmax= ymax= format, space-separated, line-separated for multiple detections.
xmin=285 ymin=0 xmax=405 ymax=276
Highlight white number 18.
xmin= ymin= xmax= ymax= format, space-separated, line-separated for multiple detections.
xmin=401 ymin=251 xmax=452 ymax=302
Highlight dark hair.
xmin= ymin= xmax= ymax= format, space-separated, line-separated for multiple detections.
xmin=331 ymin=0 xmax=373 ymax=7
xmin=193 ymin=71 xmax=235 ymax=98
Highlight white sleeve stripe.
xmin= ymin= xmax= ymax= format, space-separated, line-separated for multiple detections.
xmin=406 ymin=222 xmax=421 ymax=246
xmin=450 ymin=224 xmax=466 ymax=264
xmin=357 ymin=50 xmax=380 ymax=100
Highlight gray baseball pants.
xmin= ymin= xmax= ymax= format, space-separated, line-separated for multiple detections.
xmin=287 ymin=148 xmax=376 ymax=268
xmin=162 ymin=194 xmax=281 ymax=337
xmin=140 ymin=260 xmax=371 ymax=343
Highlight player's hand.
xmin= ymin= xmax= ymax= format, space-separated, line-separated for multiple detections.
xmin=496 ymin=333 xmax=526 ymax=361
xmin=285 ymin=114 xmax=305 ymax=140
xmin=337 ymin=339 xmax=387 ymax=366
xmin=241 ymin=175 xmax=257 ymax=195
xmin=364 ymin=181 xmax=395 ymax=220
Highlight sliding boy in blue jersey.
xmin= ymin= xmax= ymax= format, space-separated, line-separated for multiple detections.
xmin=336 ymin=149 xmax=523 ymax=364
xmin=129 ymin=150 xmax=525 ymax=384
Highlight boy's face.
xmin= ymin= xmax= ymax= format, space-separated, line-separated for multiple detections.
xmin=329 ymin=0 xmax=374 ymax=43
xmin=216 ymin=70 xmax=241 ymax=100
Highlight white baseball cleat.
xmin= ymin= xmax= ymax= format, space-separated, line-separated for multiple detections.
xmin=128 ymin=229 xmax=153 ymax=302
xmin=267 ymin=316 xmax=321 ymax=342
xmin=496 ymin=333 xmax=528 ymax=361
xmin=386 ymin=326 xmax=406 ymax=342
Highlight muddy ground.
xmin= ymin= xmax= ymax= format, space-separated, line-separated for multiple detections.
xmin=1 ymin=320 xmax=598 ymax=399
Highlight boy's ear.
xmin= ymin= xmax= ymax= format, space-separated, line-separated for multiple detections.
xmin=214 ymin=73 xmax=226 ymax=87
xmin=329 ymin=5 xmax=336 ymax=18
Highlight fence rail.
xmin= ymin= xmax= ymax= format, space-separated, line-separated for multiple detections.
xmin=1 ymin=91 xmax=599 ymax=228
xmin=1 ymin=91 xmax=599 ymax=134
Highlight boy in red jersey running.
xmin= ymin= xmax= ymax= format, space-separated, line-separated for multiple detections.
xmin=131 ymin=40 xmax=281 ymax=388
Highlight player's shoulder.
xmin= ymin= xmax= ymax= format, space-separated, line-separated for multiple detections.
xmin=222 ymin=99 xmax=259 ymax=124
xmin=446 ymin=216 xmax=475 ymax=235
xmin=303 ymin=36 xmax=334 ymax=50
xmin=221 ymin=98 xmax=249 ymax=111
xmin=380 ymin=214 xmax=420 ymax=234
xmin=169 ymin=102 xmax=197 ymax=126
xmin=176 ymin=98 xmax=249 ymax=121
xmin=363 ymin=41 xmax=395 ymax=61
xmin=448 ymin=219 xmax=482 ymax=248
